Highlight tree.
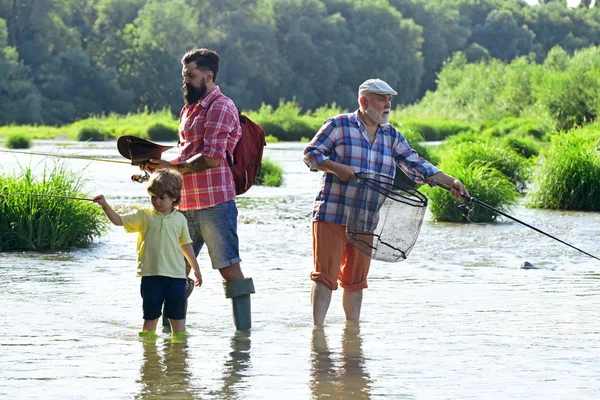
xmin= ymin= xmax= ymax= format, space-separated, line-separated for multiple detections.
xmin=0 ymin=17 xmax=41 ymax=124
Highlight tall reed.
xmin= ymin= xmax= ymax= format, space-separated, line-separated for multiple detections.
xmin=526 ymin=127 xmax=600 ymax=211
xmin=0 ymin=163 xmax=107 ymax=251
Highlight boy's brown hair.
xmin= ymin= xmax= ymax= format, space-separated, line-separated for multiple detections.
xmin=146 ymin=169 xmax=183 ymax=206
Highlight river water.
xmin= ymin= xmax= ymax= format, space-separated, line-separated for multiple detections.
xmin=1 ymin=141 xmax=599 ymax=399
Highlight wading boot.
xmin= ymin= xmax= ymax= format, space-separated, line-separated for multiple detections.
xmin=223 ymin=278 xmax=255 ymax=331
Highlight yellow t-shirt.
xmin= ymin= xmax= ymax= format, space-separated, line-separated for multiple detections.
xmin=121 ymin=208 xmax=192 ymax=278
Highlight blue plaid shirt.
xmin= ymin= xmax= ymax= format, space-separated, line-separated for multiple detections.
xmin=303 ymin=111 xmax=439 ymax=225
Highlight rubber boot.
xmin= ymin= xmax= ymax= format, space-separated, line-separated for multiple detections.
xmin=223 ymin=278 xmax=255 ymax=331
xmin=138 ymin=330 xmax=158 ymax=343
xmin=171 ymin=331 xmax=187 ymax=344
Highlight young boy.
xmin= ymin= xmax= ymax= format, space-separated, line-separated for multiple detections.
xmin=93 ymin=169 xmax=202 ymax=341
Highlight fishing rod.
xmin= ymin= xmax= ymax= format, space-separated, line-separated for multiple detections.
xmin=0 ymin=149 xmax=130 ymax=164
xmin=0 ymin=148 xmax=150 ymax=182
xmin=2 ymin=192 xmax=95 ymax=201
xmin=433 ymin=180 xmax=600 ymax=262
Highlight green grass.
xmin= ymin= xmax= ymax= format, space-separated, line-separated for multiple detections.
xmin=434 ymin=136 xmax=532 ymax=190
xmin=423 ymin=161 xmax=518 ymax=223
xmin=256 ymin=158 xmax=283 ymax=187
xmin=0 ymin=109 xmax=178 ymax=141
xmin=526 ymin=125 xmax=600 ymax=211
xmin=0 ymin=162 xmax=108 ymax=251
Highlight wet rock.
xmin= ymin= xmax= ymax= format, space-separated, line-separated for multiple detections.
xmin=519 ymin=261 xmax=538 ymax=270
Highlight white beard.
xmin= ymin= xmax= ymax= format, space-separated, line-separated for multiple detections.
xmin=366 ymin=104 xmax=390 ymax=125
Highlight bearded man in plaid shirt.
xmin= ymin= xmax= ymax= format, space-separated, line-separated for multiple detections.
xmin=145 ymin=49 xmax=254 ymax=331
xmin=304 ymin=78 xmax=470 ymax=329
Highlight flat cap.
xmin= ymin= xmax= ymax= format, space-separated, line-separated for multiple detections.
xmin=358 ymin=78 xmax=397 ymax=96
xmin=117 ymin=135 xmax=173 ymax=166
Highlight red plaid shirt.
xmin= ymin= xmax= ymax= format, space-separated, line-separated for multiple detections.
xmin=175 ymin=87 xmax=241 ymax=210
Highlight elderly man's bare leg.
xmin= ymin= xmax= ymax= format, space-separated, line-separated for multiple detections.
xmin=342 ymin=289 xmax=363 ymax=323
xmin=311 ymin=281 xmax=332 ymax=328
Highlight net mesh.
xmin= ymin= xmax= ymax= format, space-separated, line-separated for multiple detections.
xmin=346 ymin=172 xmax=428 ymax=263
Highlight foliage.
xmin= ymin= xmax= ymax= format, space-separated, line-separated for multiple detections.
xmin=4 ymin=133 xmax=31 ymax=149
xmin=2 ymin=0 xmax=600 ymax=125
xmin=256 ymin=158 xmax=283 ymax=187
xmin=0 ymin=163 xmax=108 ymax=251
xmin=76 ymin=127 xmax=107 ymax=142
xmin=526 ymin=126 xmax=600 ymax=211
xmin=499 ymin=134 xmax=540 ymax=159
xmin=435 ymin=137 xmax=532 ymax=189
xmin=393 ymin=117 xmax=475 ymax=141
xmin=422 ymin=161 xmax=518 ymax=223
xmin=0 ymin=109 xmax=178 ymax=140
xmin=145 ymin=123 xmax=178 ymax=141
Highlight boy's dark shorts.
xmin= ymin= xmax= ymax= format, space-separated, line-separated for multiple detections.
xmin=140 ymin=276 xmax=186 ymax=320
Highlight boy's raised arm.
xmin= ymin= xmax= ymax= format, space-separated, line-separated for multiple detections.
xmin=93 ymin=195 xmax=123 ymax=226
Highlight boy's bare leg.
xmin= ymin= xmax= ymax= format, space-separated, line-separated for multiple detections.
xmin=169 ymin=319 xmax=185 ymax=332
xmin=311 ymin=281 xmax=332 ymax=329
xmin=142 ymin=318 xmax=159 ymax=332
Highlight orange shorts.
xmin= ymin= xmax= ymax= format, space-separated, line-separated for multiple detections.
xmin=310 ymin=221 xmax=371 ymax=291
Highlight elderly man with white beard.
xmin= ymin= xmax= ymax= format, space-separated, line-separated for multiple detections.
xmin=303 ymin=78 xmax=469 ymax=329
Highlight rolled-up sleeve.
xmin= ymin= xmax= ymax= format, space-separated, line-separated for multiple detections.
xmin=202 ymin=103 xmax=237 ymax=160
xmin=303 ymin=119 xmax=337 ymax=171
xmin=393 ymin=134 xmax=440 ymax=184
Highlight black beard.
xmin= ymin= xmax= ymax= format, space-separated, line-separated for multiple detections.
xmin=183 ymin=83 xmax=207 ymax=105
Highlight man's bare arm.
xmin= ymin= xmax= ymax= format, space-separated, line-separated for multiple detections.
xmin=175 ymin=153 xmax=220 ymax=173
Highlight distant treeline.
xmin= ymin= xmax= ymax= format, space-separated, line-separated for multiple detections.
xmin=1 ymin=0 xmax=600 ymax=125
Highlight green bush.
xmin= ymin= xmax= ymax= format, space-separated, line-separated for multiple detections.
xmin=482 ymin=117 xmax=550 ymax=140
xmin=77 ymin=126 xmax=107 ymax=141
xmin=145 ymin=122 xmax=178 ymax=141
xmin=500 ymin=134 xmax=540 ymax=159
xmin=436 ymin=139 xmax=532 ymax=190
xmin=422 ymin=161 xmax=518 ymax=223
xmin=5 ymin=133 xmax=32 ymax=149
xmin=256 ymin=158 xmax=283 ymax=187
xmin=395 ymin=118 xmax=475 ymax=141
xmin=0 ymin=163 xmax=108 ymax=251
xmin=526 ymin=127 xmax=600 ymax=211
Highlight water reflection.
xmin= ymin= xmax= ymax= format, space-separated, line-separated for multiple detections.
xmin=212 ymin=331 xmax=252 ymax=399
xmin=136 ymin=341 xmax=194 ymax=399
xmin=310 ymin=324 xmax=372 ymax=399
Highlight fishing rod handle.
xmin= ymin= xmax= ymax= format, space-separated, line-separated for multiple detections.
xmin=432 ymin=179 xmax=473 ymax=201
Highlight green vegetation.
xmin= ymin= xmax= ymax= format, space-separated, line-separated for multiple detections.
xmin=0 ymin=163 xmax=108 ymax=251
xmin=256 ymin=158 xmax=284 ymax=187
xmin=406 ymin=47 xmax=600 ymax=132
xmin=526 ymin=125 xmax=600 ymax=211
xmin=77 ymin=126 xmax=107 ymax=142
xmin=4 ymin=133 xmax=31 ymax=149
xmin=423 ymin=163 xmax=518 ymax=223
xmin=2 ymin=1 xmax=600 ymax=125
xmin=145 ymin=122 xmax=178 ymax=141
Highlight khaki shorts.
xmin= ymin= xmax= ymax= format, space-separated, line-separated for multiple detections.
xmin=310 ymin=221 xmax=371 ymax=291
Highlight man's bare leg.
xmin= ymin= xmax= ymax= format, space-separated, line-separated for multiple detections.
xmin=342 ymin=289 xmax=363 ymax=323
xmin=220 ymin=262 xmax=245 ymax=281
xmin=311 ymin=281 xmax=332 ymax=328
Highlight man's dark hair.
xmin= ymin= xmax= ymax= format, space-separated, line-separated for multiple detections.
xmin=182 ymin=48 xmax=220 ymax=82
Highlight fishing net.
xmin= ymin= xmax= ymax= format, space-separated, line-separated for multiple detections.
xmin=346 ymin=172 xmax=428 ymax=263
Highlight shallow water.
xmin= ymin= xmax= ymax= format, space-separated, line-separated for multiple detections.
xmin=1 ymin=141 xmax=600 ymax=399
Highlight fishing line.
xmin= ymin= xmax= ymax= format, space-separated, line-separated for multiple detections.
xmin=2 ymin=192 xmax=95 ymax=201
xmin=0 ymin=149 xmax=130 ymax=164
xmin=433 ymin=180 xmax=600 ymax=261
